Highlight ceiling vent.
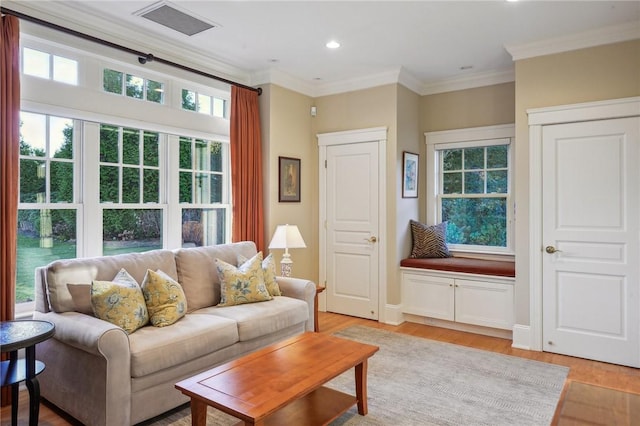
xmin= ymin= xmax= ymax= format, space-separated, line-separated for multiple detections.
xmin=135 ymin=1 xmax=218 ymax=36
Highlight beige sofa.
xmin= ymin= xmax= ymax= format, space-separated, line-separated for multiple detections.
xmin=32 ymin=241 xmax=315 ymax=426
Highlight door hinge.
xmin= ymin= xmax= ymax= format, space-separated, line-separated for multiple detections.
xmin=324 ymin=159 xmax=327 ymax=168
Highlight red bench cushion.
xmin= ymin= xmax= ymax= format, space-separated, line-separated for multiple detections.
xmin=401 ymin=257 xmax=515 ymax=278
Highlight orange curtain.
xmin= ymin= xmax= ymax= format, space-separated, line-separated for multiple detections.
xmin=230 ymin=86 xmax=265 ymax=252
xmin=1 ymin=14 xmax=20 ymax=406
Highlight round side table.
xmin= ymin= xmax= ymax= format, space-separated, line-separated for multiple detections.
xmin=1 ymin=320 xmax=55 ymax=426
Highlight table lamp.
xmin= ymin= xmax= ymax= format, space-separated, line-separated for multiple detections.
xmin=268 ymin=224 xmax=306 ymax=277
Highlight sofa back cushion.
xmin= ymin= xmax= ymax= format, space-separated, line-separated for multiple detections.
xmin=46 ymin=249 xmax=177 ymax=313
xmin=173 ymin=241 xmax=257 ymax=312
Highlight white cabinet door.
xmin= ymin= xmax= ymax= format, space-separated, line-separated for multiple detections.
xmin=402 ymin=272 xmax=454 ymax=320
xmin=455 ymin=279 xmax=514 ymax=330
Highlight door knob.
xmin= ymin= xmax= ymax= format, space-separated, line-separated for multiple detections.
xmin=545 ymin=246 xmax=562 ymax=254
xmin=364 ymin=236 xmax=377 ymax=243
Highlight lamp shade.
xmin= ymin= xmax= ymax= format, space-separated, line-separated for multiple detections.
xmin=268 ymin=224 xmax=306 ymax=249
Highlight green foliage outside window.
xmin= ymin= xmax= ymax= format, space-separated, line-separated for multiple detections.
xmin=125 ymin=74 xmax=144 ymax=99
xmin=103 ymin=69 xmax=164 ymax=104
xmin=182 ymin=89 xmax=196 ymax=111
xmin=99 ymin=124 xmax=160 ymax=208
xmin=103 ymin=69 xmax=123 ymax=94
xmin=17 ymin=116 xmax=77 ymax=303
xmin=441 ymin=145 xmax=509 ymax=248
xmin=146 ymin=80 xmax=163 ymax=103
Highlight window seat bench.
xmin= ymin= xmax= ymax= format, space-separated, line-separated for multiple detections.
xmin=400 ymin=257 xmax=515 ymax=278
xmin=400 ymin=257 xmax=515 ymax=337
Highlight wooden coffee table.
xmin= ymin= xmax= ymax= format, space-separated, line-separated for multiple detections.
xmin=175 ymin=331 xmax=379 ymax=426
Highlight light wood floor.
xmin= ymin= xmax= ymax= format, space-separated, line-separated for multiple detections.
xmin=2 ymin=311 xmax=639 ymax=425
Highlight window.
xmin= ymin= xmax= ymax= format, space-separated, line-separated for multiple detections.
xmin=426 ymin=125 xmax=514 ymax=254
xmin=179 ymin=137 xmax=229 ymax=246
xmin=103 ymin=68 xmax=164 ymax=104
xmin=22 ymin=47 xmax=78 ymax=85
xmin=181 ymin=89 xmax=227 ymax=118
xmin=99 ymin=124 xmax=163 ymax=255
xmin=15 ymin=33 xmax=231 ymax=311
xmin=17 ymin=112 xmax=78 ymax=304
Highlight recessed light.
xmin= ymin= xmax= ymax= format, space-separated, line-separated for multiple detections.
xmin=326 ymin=40 xmax=340 ymax=49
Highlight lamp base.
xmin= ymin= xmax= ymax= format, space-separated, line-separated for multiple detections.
xmin=280 ymin=253 xmax=293 ymax=277
xmin=280 ymin=262 xmax=292 ymax=277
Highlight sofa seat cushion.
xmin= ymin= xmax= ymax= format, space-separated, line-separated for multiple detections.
xmin=194 ymin=296 xmax=308 ymax=342
xmin=128 ymin=313 xmax=238 ymax=378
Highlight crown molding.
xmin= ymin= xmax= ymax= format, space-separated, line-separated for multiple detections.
xmin=253 ymin=66 xmax=514 ymax=98
xmin=397 ymin=68 xmax=424 ymax=96
xmin=311 ymin=68 xmax=406 ymax=97
xmin=420 ymin=68 xmax=515 ymax=96
xmin=250 ymin=69 xmax=317 ymax=97
xmin=505 ymin=21 xmax=640 ymax=61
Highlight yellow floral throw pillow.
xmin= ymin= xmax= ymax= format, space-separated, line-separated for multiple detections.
xmin=91 ymin=269 xmax=149 ymax=334
xmin=141 ymin=269 xmax=187 ymax=327
xmin=216 ymin=252 xmax=272 ymax=306
xmin=238 ymin=252 xmax=282 ymax=296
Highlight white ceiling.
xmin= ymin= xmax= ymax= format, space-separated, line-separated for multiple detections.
xmin=6 ymin=1 xmax=640 ymax=96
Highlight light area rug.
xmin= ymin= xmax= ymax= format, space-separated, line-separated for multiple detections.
xmin=142 ymin=326 xmax=568 ymax=426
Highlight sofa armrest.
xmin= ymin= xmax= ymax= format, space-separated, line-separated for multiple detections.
xmin=33 ymin=310 xmax=129 ymax=356
xmin=276 ymin=276 xmax=316 ymax=332
xmin=32 ymin=310 xmax=133 ymax=426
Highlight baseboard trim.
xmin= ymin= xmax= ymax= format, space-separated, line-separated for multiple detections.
xmin=383 ymin=304 xmax=404 ymax=325
xmin=403 ymin=313 xmax=513 ymax=340
xmin=512 ymin=324 xmax=532 ymax=350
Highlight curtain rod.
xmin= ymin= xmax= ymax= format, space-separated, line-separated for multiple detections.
xmin=1 ymin=7 xmax=262 ymax=95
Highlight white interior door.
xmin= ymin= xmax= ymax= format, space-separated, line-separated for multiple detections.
xmin=542 ymin=117 xmax=640 ymax=367
xmin=325 ymin=141 xmax=379 ymax=320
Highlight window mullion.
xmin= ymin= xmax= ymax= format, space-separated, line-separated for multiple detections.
xmin=139 ymin=130 xmax=144 ymax=204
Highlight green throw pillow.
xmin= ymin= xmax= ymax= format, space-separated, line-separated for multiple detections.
xmin=141 ymin=269 xmax=187 ymax=327
xmin=238 ymin=252 xmax=282 ymax=296
xmin=216 ymin=252 xmax=272 ymax=306
xmin=91 ymin=269 xmax=149 ymax=334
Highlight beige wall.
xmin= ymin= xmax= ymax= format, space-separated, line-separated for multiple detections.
xmin=395 ymin=85 xmax=421 ymax=304
xmin=421 ymin=83 xmax=515 ymax=133
xmin=514 ymin=39 xmax=640 ymax=325
xmin=259 ymin=39 xmax=639 ymax=325
xmin=260 ymin=84 xmax=317 ymax=283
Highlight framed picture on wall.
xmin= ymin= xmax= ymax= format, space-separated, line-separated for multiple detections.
xmin=278 ymin=156 xmax=301 ymax=202
xmin=402 ymin=151 xmax=419 ymax=198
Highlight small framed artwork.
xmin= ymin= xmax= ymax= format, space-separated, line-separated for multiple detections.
xmin=402 ymin=151 xmax=419 ymax=198
xmin=278 ymin=156 xmax=301 ymax=202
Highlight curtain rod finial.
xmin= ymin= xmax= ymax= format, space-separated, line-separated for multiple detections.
xmin=138 ymin=53 xmax=154 ymax=64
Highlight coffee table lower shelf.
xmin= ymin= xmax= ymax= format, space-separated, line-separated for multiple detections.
xmin=231 ymin=386 xmax=356 ymax=426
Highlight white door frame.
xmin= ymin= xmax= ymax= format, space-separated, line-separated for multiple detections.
xmin=317 ymin=127 xmax=388 ymax=323
xmin=527 ymin=96 xmax=640 ymax=351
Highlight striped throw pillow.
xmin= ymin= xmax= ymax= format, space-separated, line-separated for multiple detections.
xmin=409 ymin=220 xmax=451 ymax=258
